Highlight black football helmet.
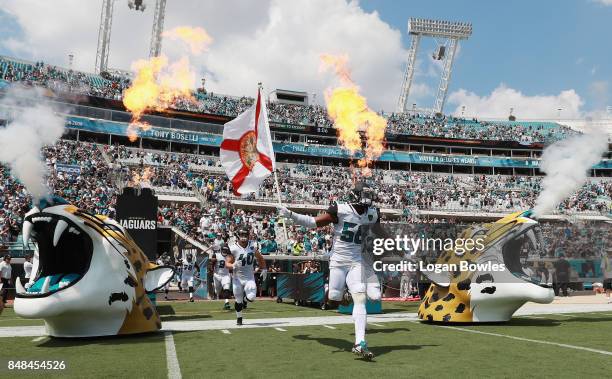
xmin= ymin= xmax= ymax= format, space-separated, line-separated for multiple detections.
xmin=348 ymin=181 xmax=376 ymax=206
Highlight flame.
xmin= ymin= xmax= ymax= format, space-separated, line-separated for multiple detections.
xmin=130 ymin=167 xmax=153 ymax=187
xmin=122 ymin=26 xmax=212 ymax=142
xmin=320 ymin=54 xmax=386 ymax=175
xmin=162 ymin=26 xmax=213 ymax=55
xmin=123 ymin=55 xmax=196 ymax=141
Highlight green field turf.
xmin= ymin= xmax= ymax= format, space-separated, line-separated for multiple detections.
xmin=1 ymin=302 xmax=611 ymax=378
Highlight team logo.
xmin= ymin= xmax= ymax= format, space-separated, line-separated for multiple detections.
xmin=239 ymin=131 xmax=259 ymax=169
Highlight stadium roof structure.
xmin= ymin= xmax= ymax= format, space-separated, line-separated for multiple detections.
xmin=397 ymin=18 xmax=473 ymax=116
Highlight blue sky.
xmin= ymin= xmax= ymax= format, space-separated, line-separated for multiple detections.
xmin=0 ymin=0 xmax=609 ymax=119
xmin=361 ymin=0 xmax=612 ymax=112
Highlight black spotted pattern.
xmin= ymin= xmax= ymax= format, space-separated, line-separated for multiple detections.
xmin=481 ymin=286 xmax=497 ymax=294
xmin=143 ymin=307 xmax=154 ymax=320
xmin=455 ymin=303 xmax=466 ymax=313
xmin=457 ymin=278 xmax=471 ymax=291
xmin=108 ymin=292 xmax=128 ymax=305
xmin=442 ymin=293 xmax=456 ymax=302
xmin=124 ymin=276 xmax=137 ymax=287
xmin=435 ymin=305 xmax=443 ymax=311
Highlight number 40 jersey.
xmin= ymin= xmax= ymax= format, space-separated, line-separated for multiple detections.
xmin=329 ymin=202 xmax=379 ymax=267
xmin=229 ymin=242 xmax=257 ymax=280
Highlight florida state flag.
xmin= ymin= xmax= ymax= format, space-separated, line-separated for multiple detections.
xmin=220 ymin=88 xmax=276 ymax=195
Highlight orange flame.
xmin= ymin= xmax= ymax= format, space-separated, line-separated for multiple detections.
xmin=130 ymin=167 xmax=154 ymax=187
xmin=320 ymin=54 xmax=386 ymax=176
xmin=123 ymin=26 xmax=212 ymax=142
xmin=162 ymin=26 xmax=213 ymax=55
xmin=123 ymin=54 xmax=196 ymax=141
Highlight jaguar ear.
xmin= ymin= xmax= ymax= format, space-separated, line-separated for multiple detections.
xmin=144 ymin=264 xmax=175 ymax=292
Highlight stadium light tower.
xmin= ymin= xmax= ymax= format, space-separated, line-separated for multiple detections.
xmin=397 ymin=18 xmax=472 ymax=115
xmin=95 ymin=0 xmax=167 ymax=74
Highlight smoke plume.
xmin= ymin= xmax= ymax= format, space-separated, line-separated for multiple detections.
xmin=0 ymin=86 xmax=66 ymax=201
xmin=533 ymin=122 xmax=609 ymax=216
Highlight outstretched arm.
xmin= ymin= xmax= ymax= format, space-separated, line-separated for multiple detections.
xmin=278 ymin=202 xmax=338 ymax=228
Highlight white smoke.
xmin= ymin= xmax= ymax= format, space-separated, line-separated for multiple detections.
xmin=0 ymin=86 xmax=66 ymax=201
xmin=533 ymin=122 xmax=609 ymax=217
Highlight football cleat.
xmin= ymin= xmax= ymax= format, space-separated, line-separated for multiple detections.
xmin=189 ymin=297 xmax=194 ymax=303
xmin=224 ymin=302 xmax=231 ymax=310
xmin=236 ymin=317 xmax=243 ymax=326
xmin=352 ymin=341 xmax=374 ymax=360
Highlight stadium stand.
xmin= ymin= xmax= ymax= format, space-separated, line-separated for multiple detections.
xmin=0 ymin=55 xmax=610 ymax=268
xmin=0 ymin=56 xmax=580 ymax=144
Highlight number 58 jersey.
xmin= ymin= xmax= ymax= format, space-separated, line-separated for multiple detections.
xmin=229 ymin=242 xmax=257 ymax=280
xmin=330 ymin=202 xmax=379 ymax=267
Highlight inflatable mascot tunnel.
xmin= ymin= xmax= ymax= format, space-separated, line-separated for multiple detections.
xmin=14 ymin=197 xmax=174 ymax=337
xmin=418 ymin=210 xmax=554 ymax=323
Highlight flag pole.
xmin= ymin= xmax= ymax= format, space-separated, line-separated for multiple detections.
xmin=273 ymin=169 xmax=289 ymax=249
xmin=259 ymin=83 xmax=289 ymax=250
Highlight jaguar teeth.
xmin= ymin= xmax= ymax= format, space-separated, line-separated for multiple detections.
xmin=32 ymin=216 xmax=52 ymax=223
xmin=22 ymin=221 xmax=33 ymax=245
xmin=53 ymin=220 xmax=69 ymax=247
xmin=16 ymin=277 xmax=26 ymax=294
xmin=41 ymin=276 xmax=51 ymax=293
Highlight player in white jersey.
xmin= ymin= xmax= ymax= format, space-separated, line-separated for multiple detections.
xmin=226 ymin=228 xmax=266 ymax=325
xmin=210 ymin=245 xmax=232 ymax=310
xmin=180 ymin=253 xmax=200 ymax=303
xmin=278 ymin=182 xmax=383 ymax=360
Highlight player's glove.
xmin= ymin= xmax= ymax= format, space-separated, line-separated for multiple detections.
xmin=277 ymin=205 xmax=292 ymax=218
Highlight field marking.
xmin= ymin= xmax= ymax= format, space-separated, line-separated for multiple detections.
xmin=221 ymin=329 xmax=231 ymax=334
xmin=164 ymin=332 xmax=181 ymax=379
xmin=274 ymin=327 xmax=287 ymax=332
xmin=322 ymin=325 xmax=336 ymax=329
xmin=31 ymin=336 xmax=45 ymax=342
xmin=369 ymin=323 xmax=384 ymax=327
xmin=432 ymin=324 xmax=612 ymax=356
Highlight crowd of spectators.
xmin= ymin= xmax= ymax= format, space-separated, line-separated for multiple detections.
xmin=108 ymin=145 xmax=612 ymax=215
xmin=0 ymin=56 xmax=580 ymax=144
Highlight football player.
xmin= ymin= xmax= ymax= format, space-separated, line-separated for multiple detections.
xmin=180 ymin=253 xmax=200 ymax=303
xmin=226 ymin=228 xmax=266 ymax=325
xmin=278 ymin=181 xmax=383 ymax=360
xmin=210 ymin=245 xmax=232 ymax=310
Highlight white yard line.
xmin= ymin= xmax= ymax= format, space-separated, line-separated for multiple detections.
xmin=31 ymin=336 xmax=45 ymax=342
xmin=369 ymin=323 xmax=384 ymax=327
xmin=221 ymin=329 xmax=231 ymax=334
xmin=274 ymin=327 xmax=287 ymax=332
xmin=431 ymin=324 xmax=612 ymax=356
xmin=322 ymin=325 xmax=336 ymax=329
xmin=1 ymin=302 xmax=611 ymax=338
xmin=164 ymin=332 xmax=182 ymax=379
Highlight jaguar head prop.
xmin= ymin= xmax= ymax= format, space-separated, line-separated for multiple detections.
xmin=14 ymin=197 xmax=174 ymax=337
xmin=418 ymin=210 xmax=554 ymax=323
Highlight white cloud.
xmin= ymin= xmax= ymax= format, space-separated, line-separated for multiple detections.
xmin=0 ymin=0 xmax=407 ymax=111
xmin=593 ymin=0 xmax=612 ymax=5
xmin=447 ymin=84 xmax=584 ymax=119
